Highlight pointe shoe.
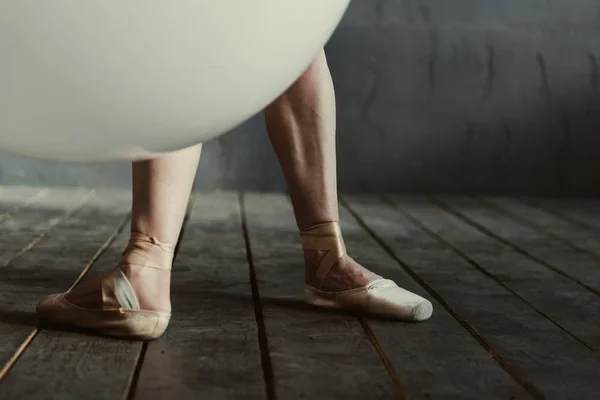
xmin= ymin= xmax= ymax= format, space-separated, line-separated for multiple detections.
xmin=36 ymin=233 xmax=174 ymax=340
xmin=301 ymin=222 xmax=433 ymax=321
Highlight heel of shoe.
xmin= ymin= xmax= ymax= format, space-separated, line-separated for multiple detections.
xmin=35 ymin=233 xmax=175 ymax=340
xmin=149 ymin=312 xmax=170 ymax=339
xmin=111 ymin=310 xmax=171 ymax=340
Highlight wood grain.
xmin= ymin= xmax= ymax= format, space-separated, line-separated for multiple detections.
xmin=433 ymin=195 xmax=600 ymax=297
xmin=2 ymin=189 xmax=599 ymax=399
xmin=479 ymin=196 xmax=600 ymax=259
xmin=243 ymin=193 xmax=405 ymax=400
xmin=0 ymin=188 xmax=98 ymax=368
xmin=0 ymin=187 xmax=95 ymax=267
xmin=401 ymin=195 xmax=600 ymax=352
xmin=521 ymin=198 xmax=600 ymax=232
xmin=372 ymin=194 xmax=600 ymax=399
xmin=0 ymin=186 xmax=50 ymax=222
xmin=340 ymin=196 xmax=530 ymax=400
xmin=133 ymin=192 xmax=265 ymax=400
xmin=0 ymin=190 xmax=136 ymax=400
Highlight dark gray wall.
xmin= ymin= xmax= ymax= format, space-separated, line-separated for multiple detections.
xmin=2 ymin=0 xmax=600 ymax=195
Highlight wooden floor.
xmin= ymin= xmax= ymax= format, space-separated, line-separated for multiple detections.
xmin=0 ymin=186 xmax=599 ymax=399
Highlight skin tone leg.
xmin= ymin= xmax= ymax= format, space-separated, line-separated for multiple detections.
xmin=39 ymin=49 xmax=432 ymax=335
xmin=109 ymin=47 xmax=375 ymax=312
xmin=65 ymin=144 xmax=202 ymax=313
xmin=123 ymin=144 xmax=202 ymax=311
xmin=265 ymin=49 xmax=381 ymax=291
xmin=129 ymin=145 xmax=203 ymax=244
xmin=64 ymin=48 xmax=376 ymax=316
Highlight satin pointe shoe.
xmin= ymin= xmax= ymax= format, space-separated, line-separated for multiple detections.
xmin=301 ymin=222 xmax=433 ymax=321
xmin=36 ymin=233 xmax=174 ymax=340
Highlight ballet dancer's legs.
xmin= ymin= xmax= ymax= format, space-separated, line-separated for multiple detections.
xmin=264 ymin=49 xmax=381 ymax=291
xmin=37 ymin=147 xmax=202 ymax=339
xmin=36 ymin=49 xmax=431 ymax=340
xmin=265 ymin=49 xmax=432 ymax=318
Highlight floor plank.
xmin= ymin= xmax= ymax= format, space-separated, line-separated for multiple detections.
xmin=350 ymin=195 xmax=600 ymax=399
xmin=394 ymin=195 xmax=600 ymax=352
xmin=433 ymin=196 xmax=600 ymax=298
xmin=242 ymin=193 xmax=397 ymax=399
xmin=0 ymin=188 xmax=100 ymax=370
xmin=522 ymin=198 xmax=600 ymax=232
xmin=0 ymin=187 xmax=95 ymax=267
xmin=338 ymin=198 xmax=529 ymax=400
xmin=134 ymin=192 xmax=265 ymax=400
xmin=0 ymin=190 xmax=137 ymax=399
xmin=479 ymin=197 xmax=600 ymax=259
xmin=1 ymin=189 xmax=599 ymax=399
xmin=0 ymin=186 xmax=50 ymax=221
xmin=0 ymin=185 xmax=49 ymax=203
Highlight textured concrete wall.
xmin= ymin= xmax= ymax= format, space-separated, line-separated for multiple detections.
xmin=2 ymin=0 xmax=600 ymax=195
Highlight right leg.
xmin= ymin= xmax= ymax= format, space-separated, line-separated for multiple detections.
xmin=37 ymin=144 xmax=202 ymax=339
xmin=125 ymin=144 xmax=203 ymax=312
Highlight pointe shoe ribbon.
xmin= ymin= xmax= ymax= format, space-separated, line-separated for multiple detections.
xmin=300 ymin=222 xmax=433 ymax=321
xmin=36 ymin=233 xmax=174 ymax=340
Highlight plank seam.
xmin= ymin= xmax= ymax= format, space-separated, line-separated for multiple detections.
xmin=518 ymin=197 xmax=600 ymax=233
xmin=125 ymin=194 xmax=195 ymax=400
xmin=340 ymin=197 xmax=546 ymax=400
xmin=475 ymin=196 xmax=600 ymax=263
xmin=239 ymin=192 xmax=276 ymax=400
xmin=0 ymin=331 xmax=39 ymax=380
xmin=428 ymin=196 xmax=600 ymax=299
xmin=360 ymin=319 xmax=409 ymax=400
xmin=2 ymin=190 xmax=97 ymax=268
xmin=22 ymin=189 xmax=51 ymax=208
xmin=0 ymin=209 xmax=131 ymax=381
xmin=384 ymin=196 xmax=596 ymax=354
xmin=0 ymin=188 xmax=50 ymax=224
xmin=124 ymin=343 xmax=148 ymax=400
xmin=281 ymin=193 xmax=407 ymax=398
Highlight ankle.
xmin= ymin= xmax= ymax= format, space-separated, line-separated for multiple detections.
xmin=300 ymin=221 xmax=346 ymax=288
xmin=118 ymin=235 xmax=174 ymax=312
xmin=117 ymin=233 xmax=174 ymax=312
xmin=296 ymin=212 xmax=340 ymax=232
xmin=120 ymin=232 xmax=175 ymax=271
xmin=303 ymin=248 xmax=327 ymax=283
xmin=299 ymin=220 xmax=340 ymax=232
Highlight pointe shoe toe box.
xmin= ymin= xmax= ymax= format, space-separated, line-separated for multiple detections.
xmin=36 ymin=293 xmax=170 ymax=340
xmin=306 ymin=279 xmax=433 ymax=322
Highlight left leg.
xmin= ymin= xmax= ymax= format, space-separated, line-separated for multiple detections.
xmin=264 ymin=49 xmax=432 ymax=320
